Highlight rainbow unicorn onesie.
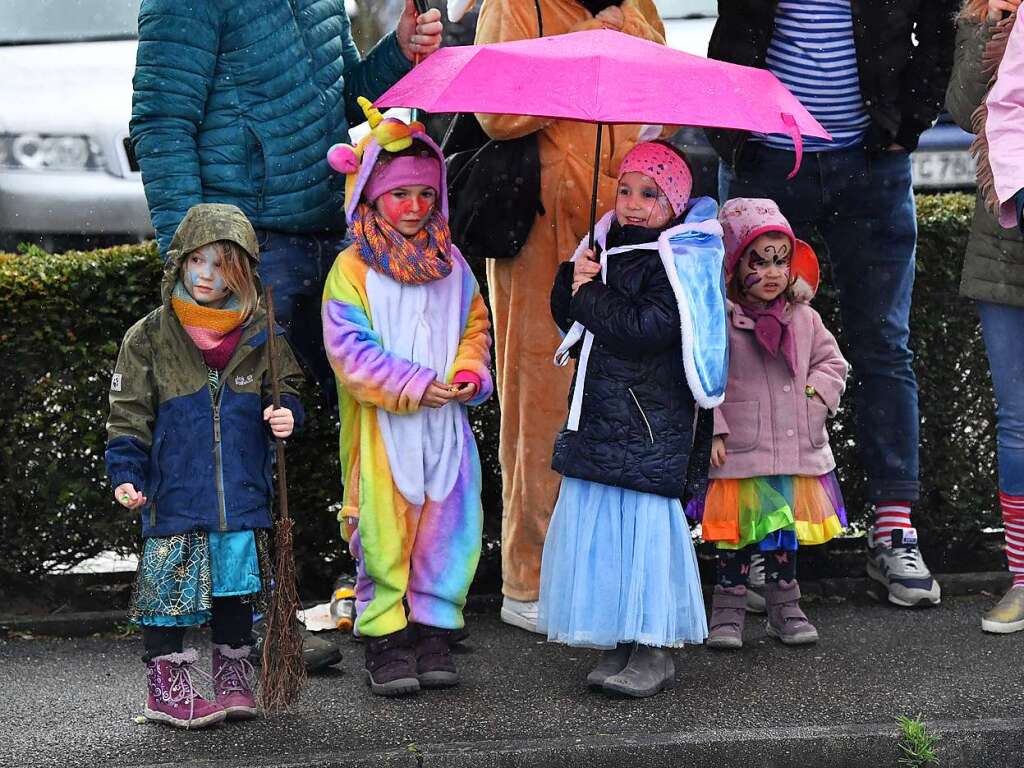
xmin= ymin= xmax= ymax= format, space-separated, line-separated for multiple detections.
xmin=322 ymin=100 xmax=493 ymax=640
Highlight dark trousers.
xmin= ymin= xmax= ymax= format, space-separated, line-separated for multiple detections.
xmin=142 ymin=596 xmax=253 ymax=661
xmin=720 ymin=144 xmax=920 ymax=503
xmin=255 ymin=229 xmax=350 ymax=404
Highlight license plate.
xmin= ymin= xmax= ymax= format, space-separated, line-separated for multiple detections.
xmin=911 ymin=150 xmax=975 ymax=189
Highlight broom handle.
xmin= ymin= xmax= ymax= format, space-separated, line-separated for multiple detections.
xmin=264 ymin=286 xmax=290 ymax=524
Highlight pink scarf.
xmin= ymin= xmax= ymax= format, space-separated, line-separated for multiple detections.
xmin=738 ymin=296 xmax=797 ymax=376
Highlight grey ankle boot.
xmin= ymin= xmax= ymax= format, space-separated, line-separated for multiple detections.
xmin=707 ymin=585 xmax=747 ymax=650
xmin=765 ymin=579 xmax=819 ymax=645
xmin=601 ymin=644 xmax=675 ymax=698
xmin=586 ymin=643 xmax=632 ymax=688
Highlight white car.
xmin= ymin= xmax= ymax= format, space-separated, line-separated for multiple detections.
xmin=0 ymin=0 xmax=152 ymax=251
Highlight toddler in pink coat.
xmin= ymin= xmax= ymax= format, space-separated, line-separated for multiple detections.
xmin=687 ymin=198 xmax=849 ymax=650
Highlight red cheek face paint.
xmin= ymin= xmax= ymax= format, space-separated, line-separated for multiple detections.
xmin=376 ymin=193 xmax=415 ymax=228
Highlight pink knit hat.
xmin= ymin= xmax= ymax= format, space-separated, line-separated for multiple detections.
xmin=362 ymin=153 xmax=441 ymax=204
xmin=617 ymin=142 xmax=693 ymax=217
xmin=718 ymin=197 xmax=796 ymax=277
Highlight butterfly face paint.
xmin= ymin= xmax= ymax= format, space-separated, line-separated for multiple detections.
xmin=615 ymin=171 xmax=673 ymax=230
xmin=183 ymin=244 xmax=231 ymax=305
xmin=737 ymin=232 xmax=792 ymax=303
xmin=374 ymin=184 xmax=437 ymax=237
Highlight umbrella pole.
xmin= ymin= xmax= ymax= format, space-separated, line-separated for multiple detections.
xmin=587 ymin=123 xmax=603 ymax=252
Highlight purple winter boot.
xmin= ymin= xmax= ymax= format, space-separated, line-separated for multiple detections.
xmin=144 ymin=649 xmax=226 ymax=729
xmin=765 ymin=580 xmax=819 ymax=645
xmin=212 ymin=644 xmax=258 ymax=719
xmin=706 ymin=585 xmax=747 ymax=650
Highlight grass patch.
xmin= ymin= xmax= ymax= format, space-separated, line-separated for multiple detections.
xmin=897 ymin=715 xmax=941 ymax=767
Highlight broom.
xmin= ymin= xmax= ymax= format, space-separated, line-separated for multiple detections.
xmin=257 ymin=284 xmax=307 ymax=712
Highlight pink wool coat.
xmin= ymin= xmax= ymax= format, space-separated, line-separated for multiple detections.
xmin=711 ymin=301 xmax=849 ymax=480
xmin=986 ymin=13 xmax=1024 ymax=228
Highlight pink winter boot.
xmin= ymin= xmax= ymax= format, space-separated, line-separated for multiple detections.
xmin=212 ymin=644 xmax=258 ymax=719
xmin=144 ymin=649 xmax=226 ymax=729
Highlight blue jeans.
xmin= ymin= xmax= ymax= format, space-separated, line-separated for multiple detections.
xmin=255 ymin=230 xmax=349 ymax=401
xmin=977 ymin=301 xmax=1024 ymax=496
xmin=720 ymin=144 xmax=920 ymax=503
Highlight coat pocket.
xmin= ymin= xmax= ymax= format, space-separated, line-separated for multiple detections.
xmin=244 ymin=124 xmax=267 ymax=212
xmin=719 ymin=400 xmax=760 ymax=453
xmin=806 ymin=397 xmax=829 ymax=449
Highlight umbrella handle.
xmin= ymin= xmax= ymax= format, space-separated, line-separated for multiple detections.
xmin=588 ymin=123 xmax=603 ymax=252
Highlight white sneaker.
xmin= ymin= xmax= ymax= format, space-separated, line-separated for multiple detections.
xmin=500 ymin=597 xmax=542 ymax=634
xmin=746 ymin=552 xmax=767 ymax=614
xmin=866 ymin=527 xmax=941 ymax=607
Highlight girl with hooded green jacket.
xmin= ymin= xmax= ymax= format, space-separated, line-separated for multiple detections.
xmin=105 ymin=203 xmax=304 ymax=729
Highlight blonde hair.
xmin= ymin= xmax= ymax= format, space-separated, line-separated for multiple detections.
xmin=184 ymin=240 xmax=259 ymax=321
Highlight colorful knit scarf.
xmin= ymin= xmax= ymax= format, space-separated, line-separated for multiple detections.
xmin=351 ymin=203 xmax=452 ymax=285
xmin=737 ymin=295 xmax=798 ymax=376
xmin=171 ymin=282 xmax=245 ymax=370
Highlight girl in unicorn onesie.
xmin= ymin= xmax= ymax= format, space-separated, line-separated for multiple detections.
xmin=322 ymin=99 xmax=493 ymax=697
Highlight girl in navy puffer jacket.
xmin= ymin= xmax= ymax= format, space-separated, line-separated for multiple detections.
xmin=540 ymin=141 xmax=728 ymax=698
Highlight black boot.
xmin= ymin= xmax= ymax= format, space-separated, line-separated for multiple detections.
xmin=364 ymin=627 xmax=420 ymax=697
xmin=413 ymin=623 xmax=459 ymax=688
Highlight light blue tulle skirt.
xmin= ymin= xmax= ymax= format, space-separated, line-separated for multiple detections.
xmin=538 ymin=477 xmax=708 ymax=649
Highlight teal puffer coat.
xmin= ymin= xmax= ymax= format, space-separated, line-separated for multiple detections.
xmin=130 ymin=0 xmax=411 ymax=255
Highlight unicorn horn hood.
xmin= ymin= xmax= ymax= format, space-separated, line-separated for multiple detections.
xmin=326 ymin=97 xmax=448 ymax=226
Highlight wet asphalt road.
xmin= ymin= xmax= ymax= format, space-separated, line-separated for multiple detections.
xmin=2 ymin=593 xmax=1023 ymax=767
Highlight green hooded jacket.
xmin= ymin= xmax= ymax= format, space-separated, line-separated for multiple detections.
xmin=105 ymin=204 xmax=305 ymax=537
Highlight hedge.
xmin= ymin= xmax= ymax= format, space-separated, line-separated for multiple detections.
xmin=0 ymin=193 xmax=1000 ymax=591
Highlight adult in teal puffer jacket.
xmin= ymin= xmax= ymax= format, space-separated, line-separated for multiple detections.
xmin=130 ymin=0 xmax=442 ymax=393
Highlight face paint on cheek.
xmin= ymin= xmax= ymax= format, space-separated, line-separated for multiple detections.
xmin=743 ymin=272 xmax=762 ymax=289
xmin=377 ymin=194 xmax=409 ymax=226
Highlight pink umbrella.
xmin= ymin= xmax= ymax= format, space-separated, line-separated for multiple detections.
xmin=375 ymin=28 xmax=830 ymax=243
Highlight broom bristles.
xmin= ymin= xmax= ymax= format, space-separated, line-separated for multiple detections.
xmin=258 ymin=516 xmax=307 ymax=712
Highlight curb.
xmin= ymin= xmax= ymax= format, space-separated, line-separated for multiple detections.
xmin=0 ymin=572 xmax=1010 ymax=638
xmin=133 ymin=717 xmax=1024 ymax=768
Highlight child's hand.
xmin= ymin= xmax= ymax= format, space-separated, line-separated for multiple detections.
xmin=711 ymin=436 xmax=727 ymax=468
xmin=572 ymin=250 xmax=601 ymax=294
xmin=115 ymin=483 xmax=147 ymax=510
xmin=595 ymin=5 xmax=625 ymax=31
xmin=263 ymin=405 xmax=294 ymax=438
xmin=989 ymin=0 xmax=1021 ymax=21
xmin=421 ymin=381 xmax=457 ymax=408
xmin=453 ymin=382 xmax=478 ymax=403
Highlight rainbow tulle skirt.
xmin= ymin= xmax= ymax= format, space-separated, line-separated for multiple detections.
xmin=687 ymin=473 xmax=846 ymax=551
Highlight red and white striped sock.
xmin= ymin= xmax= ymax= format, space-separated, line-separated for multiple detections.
xmin=873 ymin=501 xmax=913 ymax=548
xmin=1000 ymin=492 xmax=1024 ymax=589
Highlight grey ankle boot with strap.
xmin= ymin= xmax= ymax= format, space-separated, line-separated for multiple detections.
xmin=765 ymin=580 xmax=819 ymax=645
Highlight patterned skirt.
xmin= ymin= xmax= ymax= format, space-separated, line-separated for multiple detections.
xmin=128 ymin=529 xmax=272 ymax=626
xmin=687 ymin=473 xmax=846 ymax=551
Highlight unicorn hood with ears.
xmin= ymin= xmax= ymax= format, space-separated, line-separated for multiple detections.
xmin=327 ymin=97 xmax=449 ymax=227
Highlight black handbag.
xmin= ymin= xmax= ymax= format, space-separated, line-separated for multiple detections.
xmin=441 ymin=0 xmax=544 ymax=261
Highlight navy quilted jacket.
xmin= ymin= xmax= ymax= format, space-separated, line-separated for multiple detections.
xmin=130 ymin=0 xmax=412 ymax=255
xmin=549 ymin=222 xmax=713 ymax=499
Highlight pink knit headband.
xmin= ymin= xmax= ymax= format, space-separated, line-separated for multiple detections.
xmin=362 ymin=155 xmax=441 ymax=204
xmin=618 ymin=142 xmax=693 ymax=217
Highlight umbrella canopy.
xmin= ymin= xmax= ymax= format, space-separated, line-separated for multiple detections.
xmin=375 ymin=28 xmax=830 ymax=157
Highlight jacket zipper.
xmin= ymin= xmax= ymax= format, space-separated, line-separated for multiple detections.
xmin=211 ymin=384 xmax=227 ymax=532
xmin=150 ymin=501 xmax=157 ymax=528
xmin=628 ymin=387 xmax=654 ymax=445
